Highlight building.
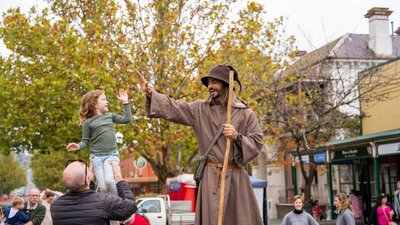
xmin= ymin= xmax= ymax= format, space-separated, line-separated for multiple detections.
xmin=264 ymin=7 xmax=400 ymax=219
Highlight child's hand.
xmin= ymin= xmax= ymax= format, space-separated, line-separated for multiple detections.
xmin=66 ymin=143 xmax=80 ymax=151
xmin=117 ymin=89 xmax=129 ymax=104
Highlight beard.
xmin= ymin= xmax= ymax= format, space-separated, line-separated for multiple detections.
xmin=209 ymin=89 xmax=220 ymax=100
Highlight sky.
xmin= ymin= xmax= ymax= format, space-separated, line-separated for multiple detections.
xmin=1 ymin=0 xmax=400 ymax=53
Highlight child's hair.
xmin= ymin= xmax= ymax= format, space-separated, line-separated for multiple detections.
xmin=79 ymin=90 xmax=105 ymax=125
xmin=12 ymin=196 xmax=24 ymax=207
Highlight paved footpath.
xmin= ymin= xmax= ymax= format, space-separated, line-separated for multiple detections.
xmin=268 ymin=218 xmax=365 ymax=225
xmin=268 ymin=219 xmax=281 ymax=225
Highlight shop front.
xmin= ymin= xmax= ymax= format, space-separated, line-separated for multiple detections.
xmin=325 ymin=129 xmax=400 ymax=220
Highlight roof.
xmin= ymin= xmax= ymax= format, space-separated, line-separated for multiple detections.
xmin=325 ymin=128 xmax=400 ymax=150
xmin=292 ymin=33 xmax=400 ymax=70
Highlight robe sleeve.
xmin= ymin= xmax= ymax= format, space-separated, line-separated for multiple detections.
xmin=235 ymin=109 xmax=263 ymax=164
xmin=145 ymin=90 xmax=197 ymax=126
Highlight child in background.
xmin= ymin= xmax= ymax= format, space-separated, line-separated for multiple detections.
xmin=3 ymin=196 xmax=30 ymax=225
xmin=312 ymin=200 xmax=321 ymax=221
xmin=66 ymin=89 xmax=131 ymax=195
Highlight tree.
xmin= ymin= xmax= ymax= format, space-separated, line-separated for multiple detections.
xmin=30 ymin=150 xmax=90 ymax=191
xmin=0 ymin=0 xmax=293 ymax=192
xmin=260 ymin=49 xmax=398 ymax=209
xmin=0 ymin=153 xmax=26 ymax=194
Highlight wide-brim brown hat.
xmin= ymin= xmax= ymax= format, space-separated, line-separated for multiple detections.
xmin=201 ymin=64 xmax=242 ymax=92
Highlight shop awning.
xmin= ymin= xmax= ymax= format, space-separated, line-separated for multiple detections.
xmin=325 ymin=128 xmax=400 ymax=150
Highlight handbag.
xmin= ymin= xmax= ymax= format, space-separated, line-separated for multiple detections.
xmin=193 ymin=109 xmax=239 ymax=184
xmin=383 ymin=207 xmax=397 ymax=225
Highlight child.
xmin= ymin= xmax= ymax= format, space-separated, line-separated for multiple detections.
xmin=312 ymin=199 xmax=321 ymax=221
xmin=3 ymin=196 xmax=30 ymax=225
xmin=66 ymin=89 xmax=131 ymax=195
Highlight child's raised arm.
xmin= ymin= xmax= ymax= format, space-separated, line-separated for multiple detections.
xmin=117 ymin=89 xmax=129 ymax=104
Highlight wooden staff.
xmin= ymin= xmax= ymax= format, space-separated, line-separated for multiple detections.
xmin=217 ymin=70 xmax=234 ymax=225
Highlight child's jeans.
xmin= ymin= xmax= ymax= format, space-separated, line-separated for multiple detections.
xmin=90 ymin=152 xmax=120 ymax=195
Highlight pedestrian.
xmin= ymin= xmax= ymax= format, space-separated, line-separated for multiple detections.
xmin=0 ymin=206 xmax=4 ymax=225
xmin=3 ymin=196 xmax=30 ymax=225
xmin=0 ymin=207 xmax=4 ymax=225
xmin=66 ymin=89 xmax=132 ymax=195
xmin=334 ymin=193 xmax=355 ymax=225
xmin=40 ymin=189 xmax=63 ymax=225
xmin=280 ymin=195 xmax=319 ymax=225
xmin=349 ymin=190 xmax=363 ymax=219
xmin=312 ymin=200 xmax=321 ymax=221
xmin=51 ymin=159 xmax=137 ymax=225
xmin=23 ymin=188 xmax=46 ymax=225
xmin=394 ymin=181 xmax=400 ymax=221
xmin=368 ymin=193 xmax=396 ymax=225
xmin=136 ymin=64 xmax=264 ymax=225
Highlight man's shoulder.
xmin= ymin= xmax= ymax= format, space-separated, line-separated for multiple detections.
xmin=36 ymin=203 xmax=46 ymax=210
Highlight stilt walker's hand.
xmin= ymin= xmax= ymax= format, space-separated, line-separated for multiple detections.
xmin=135 ymin=69 xmax=152 ymax=97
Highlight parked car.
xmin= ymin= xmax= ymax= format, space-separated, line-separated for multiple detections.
xmin=136 ymin=195 xmax=195 ymax=225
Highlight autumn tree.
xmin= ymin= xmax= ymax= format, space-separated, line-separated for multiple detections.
xmin=0 ymin=0 xmax=293 ymax=192
xmin=0 ymin=0 xmax=135 ymax=189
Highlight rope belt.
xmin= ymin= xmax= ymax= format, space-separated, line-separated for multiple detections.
xmin=207 ymin=162 xmax=240 ymax=194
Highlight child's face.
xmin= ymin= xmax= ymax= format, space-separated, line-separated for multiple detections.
xmin=96 ymin=93 xmax=109 ymax=114
xmin=16 ymin=203 xmax=24 ymax=210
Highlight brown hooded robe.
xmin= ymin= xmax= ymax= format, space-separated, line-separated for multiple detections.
xmin=146 ymin=90 xmax=264 ymax=225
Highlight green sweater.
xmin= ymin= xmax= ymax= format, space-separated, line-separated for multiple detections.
xmin=23 ymin=202 xmax=46 ymax=225
xmin=79 ymin=104 xmax=131 ymax=154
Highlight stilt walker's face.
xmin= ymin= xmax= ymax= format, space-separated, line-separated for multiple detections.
xmin=207 ymin=78 xmax=224 ymax=101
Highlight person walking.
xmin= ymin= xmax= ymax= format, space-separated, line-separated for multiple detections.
xmin=280 ymin=195 xmax=319 ymax=225
xmin=136 ymin=64 xmax=264 ymax=225
xmin=368 ymin=193 xmax=396 ymax=225
xmin=51 ymin=160 xmax=137 ymax=225
xmin=334 ymin=193 xmax=355 ymax=225
xmin=66 ymin=89 xmax=131 ymax=195
xmin=349 ymin=190 xmax=363 ymax=220
xmin=394 ymin=181 xmax=400 ymax=222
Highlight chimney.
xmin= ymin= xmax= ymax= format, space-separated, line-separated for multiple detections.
xmin=364 ymin=7 xmax=393 ymax=57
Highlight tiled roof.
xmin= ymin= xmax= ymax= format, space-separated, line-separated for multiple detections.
xmin=292 ymin=33 xmax=400 ymax=70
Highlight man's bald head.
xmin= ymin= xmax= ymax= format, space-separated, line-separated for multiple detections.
xmin=62 ymin=161 xmax=88 ymax=191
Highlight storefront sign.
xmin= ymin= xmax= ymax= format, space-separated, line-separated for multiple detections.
xmin=134 ymin=156 xmax=147 ymax=169
xmin=295 ymin=152 xmax=326 ymax=164
xmin=332 ymin=147 xmax=371 ymax=161
xmin=378 ymin=142 xmax=400 ymax=155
